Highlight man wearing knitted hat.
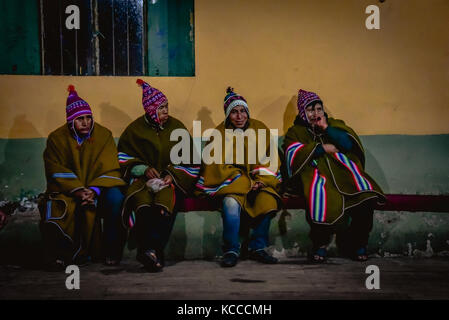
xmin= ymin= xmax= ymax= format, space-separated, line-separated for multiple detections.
xmin=282 ymin=89 xmax=386 ymax=263
xmin=39 ymin=85 xmax=127 ymax=271
xmin=196 ymin=87 xmax=282 ymax=268
xmin=118 ymin=79 xmax=199 ymax=272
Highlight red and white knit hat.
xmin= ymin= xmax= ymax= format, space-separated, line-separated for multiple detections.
xmin=136 ymin=79 xmax=168 ymax=125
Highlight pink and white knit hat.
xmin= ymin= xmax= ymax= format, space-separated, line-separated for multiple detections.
xmin=297 ymin=89 xmax=322 ymax=122
xmin=66 ymin=85 xmax=92 ymax=122
xmin=136 ymin=79 xmax=168 ymax=125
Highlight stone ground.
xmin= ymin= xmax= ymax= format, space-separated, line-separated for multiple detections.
xmin=1 ymin=256 xmax=449 ymax=300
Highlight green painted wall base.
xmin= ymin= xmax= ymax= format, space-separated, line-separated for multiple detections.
xmin=1 ymin=208 xmax=449 ymax=268
xmin=1 ymin=134 xmax=448 ymax=267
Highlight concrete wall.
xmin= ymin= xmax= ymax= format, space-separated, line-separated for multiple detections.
xmin=0 ymin=0 xmax=448 ymax=263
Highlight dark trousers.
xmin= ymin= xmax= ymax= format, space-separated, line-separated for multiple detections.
xmin=135 ymin=203 xmax=179 ymax=262
xmin=306 ymin=200 xmax=375 ymax=253
xmin=41 ymin=187 xmax=126 ymax=264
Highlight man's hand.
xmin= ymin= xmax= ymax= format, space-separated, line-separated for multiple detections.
xmin=251 ymin=181 xmax=265 ymax=191
xmin=73 ymin=188 xmax=96 ymax=206
xmin=322 ymin=144 xmax=339 ymax=154
xmin=73 ymin=189 xmax=89 ymax=201
xmin=84 ymin=189 xmax=96 ymax=205
xmin=145 ymin=167 xmax=160 ymax=179
xmin=314 ymin=116 xmax=328 ymax=131
xmin=0 ymin=210 xmax=8 ymax=230
xmin=162 ymin=175 xmax=173 ymax=186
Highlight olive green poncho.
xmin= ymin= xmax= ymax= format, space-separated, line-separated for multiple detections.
xmin=118 ymin=115 xmax=198 ymax=228
xmin=282 ymin=117 xmax=386 ymax=225
xmin=39 ymin=123 xmax=126 ymax=260
xmin=196 ymin=119 xmax=282 ymax=218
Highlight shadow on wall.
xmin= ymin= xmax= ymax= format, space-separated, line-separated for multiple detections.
xmin=0 ymin=115 xmax=46 ymax=201
xmin=196 ymin=106 xmax=216 ymax=132
xmin=44 ymin=110 xmax=62 ymax=136
xmin=282 ymin=95 xmax=298 ymax=135
xmin=99 ymin=102 xmax=133 ymax=137
xmin=364 ymin=148 xmax=390 ymax=193
xmin=197 ymin=211 xmax=222 ymax=259
xmin=165 ymin=212 xmax=188 ymax=260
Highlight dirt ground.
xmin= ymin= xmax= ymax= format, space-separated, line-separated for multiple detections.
xmin=1 ymin=256 xmax=449 ymax=300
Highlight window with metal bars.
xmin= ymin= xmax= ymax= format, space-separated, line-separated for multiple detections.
xmin=0 ymin=0 xmax=194 ymax=76
xmin=41 ymin=0 xmax=145 ymax=76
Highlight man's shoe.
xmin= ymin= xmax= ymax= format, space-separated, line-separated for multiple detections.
xmin=136 ymin=249 xmax=163 ymax=272
xmin=221 ymin=252 xmax=239 ymax=268
xmin=248 ymin=249 xmax=278 ymax=264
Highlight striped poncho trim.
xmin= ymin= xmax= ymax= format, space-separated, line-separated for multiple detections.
xmin=285 ymin=142 xmax=305 ymax=177
xmin=196 ymin=174 xmax=242 ymax=196
xmin=173 ymin=166 xmax=200 ymax=178
xmin=309 ymin=168 xmax=327 ymax=223
xmin=334 ymin=153 xmax=373 ymax=191
xmin=118 ymin=152 xmax=135 ymax=164
xmin=52 ymin=172 xmax=78 ymax=179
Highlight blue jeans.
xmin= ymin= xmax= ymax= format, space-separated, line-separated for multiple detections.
xmin=222 ymin=196 xmax=272 ymax=256
xmin=101 ymin=187 xmax=126 ymax=260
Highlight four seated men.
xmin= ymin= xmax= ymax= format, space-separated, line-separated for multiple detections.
xmin=37 ymin=83 xmax=384 ymax=271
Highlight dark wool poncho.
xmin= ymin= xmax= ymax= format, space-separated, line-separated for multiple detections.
xmin=282 ymin=117 xmax=386 ymax=225
xmin=118 ymin=115 xmax=199 ymax=228
xmin=39 ymin=123 xmax=126 ymax=260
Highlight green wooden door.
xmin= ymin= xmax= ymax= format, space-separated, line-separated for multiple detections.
xmin=0 ymin=0 xmax=41 ymax=75
xmin=147 ymin=0 xmax=195 ymax=76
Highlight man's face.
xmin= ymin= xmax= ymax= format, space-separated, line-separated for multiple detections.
xmin=73 ymin=115 xmax=93 ymax=136
xmin=305 ymin=103 xmax=324 ymax=124
xmin=157 ymin=103 xmax=169 ymax=125
xmin=228 ymin=105 xmax=248 ymax=129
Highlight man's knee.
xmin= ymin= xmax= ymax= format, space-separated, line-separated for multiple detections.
xmin=223 ymin=196 xmax=239 ymax=209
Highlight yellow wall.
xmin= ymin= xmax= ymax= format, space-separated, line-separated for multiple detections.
xmin=1 ymin=0 xmax=448 ymax=139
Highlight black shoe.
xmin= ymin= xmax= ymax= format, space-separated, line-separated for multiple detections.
xmin=221 ymin=252 xmax=239 ymax=268
xmin=248 ymin=249 xmax=278 ymax=264
xmin=136 ymin=249 xmax=163 ymax=272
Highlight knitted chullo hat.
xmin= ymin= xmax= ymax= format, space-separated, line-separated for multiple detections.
xmin=136 ymin=79 xmax=168 ymax=125
xmin=66 ymin=85 xmax=92 ymax=122
xmin=297 ymin=89 xmax=323 ymax=122
xmin=223 ymin=87 xmax=249 ymax=119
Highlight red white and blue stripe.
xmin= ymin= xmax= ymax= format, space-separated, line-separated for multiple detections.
xmin=309 ymin=169 xmax=327 ymax=223
xmin=128 ymin=211 xmax=136 ymax=228
xmin=196 ymin=174 xmax=241 ymax=196
xmin=118 ymin=152 xmax=134 ymax=164
xmin=285 ymin=142 xmax=305 ymax=177
xmin=334 ymin=153 xmax=373 ymax=191
xmin=173 ymin=166 xmax=200 ymax=178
